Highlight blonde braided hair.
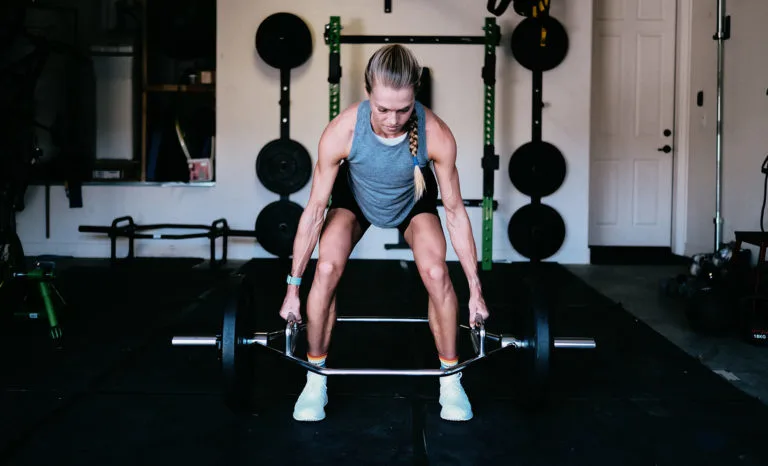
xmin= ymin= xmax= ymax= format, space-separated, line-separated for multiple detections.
xmin=408 ymin=112 xmax=426 ymax=201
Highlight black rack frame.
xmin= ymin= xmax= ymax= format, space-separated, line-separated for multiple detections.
xmin=78 ymin=216 xmax=259 ymax=266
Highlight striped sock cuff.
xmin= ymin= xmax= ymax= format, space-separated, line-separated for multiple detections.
xmin=307 ymin=352 xmax=327 ymax=367
xmin=439 ymin=355 xmax=459 ymax=369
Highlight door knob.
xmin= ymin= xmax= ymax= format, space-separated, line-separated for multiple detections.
xmin=657 ymin=145 xmax=672 ymax=153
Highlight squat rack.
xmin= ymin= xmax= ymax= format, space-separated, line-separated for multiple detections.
xmin=324 ymin=17 xmax=502 ymax=270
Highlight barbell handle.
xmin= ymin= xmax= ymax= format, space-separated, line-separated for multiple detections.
xmin=285 ymin=313 xmax=299 ymax=357
xmin=172 ymin=337 xmax=217 ymax=346
xmin=471 ymin=315 xmax=486 ymax=356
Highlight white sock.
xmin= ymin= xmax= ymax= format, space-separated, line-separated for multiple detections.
xmin=308 ymin=353 xmax=327 ymax=368
xmin=440 ymin=355 xmax=458 ymax=370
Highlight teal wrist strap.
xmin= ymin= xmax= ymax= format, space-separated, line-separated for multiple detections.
xmin=286 ymin=275 xmax=302 ymax=286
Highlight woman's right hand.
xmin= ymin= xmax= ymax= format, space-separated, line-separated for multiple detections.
xmin=279 ymin=293 xmax=302 ymax=323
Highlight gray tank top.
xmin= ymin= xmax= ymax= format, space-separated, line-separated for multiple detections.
xmin=345 ymin=100 xmax=429 ymax=228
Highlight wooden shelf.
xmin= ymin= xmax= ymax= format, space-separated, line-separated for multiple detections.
xmin=145 ymin=84 xmax=215 ymax=93
xmin=139 ymin=0 xmax=216 ymax=183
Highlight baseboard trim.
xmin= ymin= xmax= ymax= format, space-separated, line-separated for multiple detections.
xmin=589 ymin=246 xmax=689 ymax=265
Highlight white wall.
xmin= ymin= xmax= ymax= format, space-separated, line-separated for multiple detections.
xmin=686 ymin=0 xmax=768 ymax=261
xmin=16 ymin=0 xmax=594 ymax=264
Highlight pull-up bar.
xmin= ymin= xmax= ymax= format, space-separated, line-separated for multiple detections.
xmin=323 ymin=16 xmax=498 ymax=48
xmin=332 ymin=35 xmax=489 ymax=45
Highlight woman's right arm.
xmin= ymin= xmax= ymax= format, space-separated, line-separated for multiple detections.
xmin=279 ymin=108 xmax=355 ymax=319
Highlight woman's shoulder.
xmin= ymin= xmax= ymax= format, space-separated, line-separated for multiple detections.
xmin=422 ymin=106 xmax=455 ymax=148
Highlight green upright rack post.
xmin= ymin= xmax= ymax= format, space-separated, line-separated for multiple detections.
xmin=481 ymin=18 xmax=500 ymax=271
xmin=325 ymin=16 xmax=342 ymax=208
xmin=326 ymin=16 xmax=342 ymax=121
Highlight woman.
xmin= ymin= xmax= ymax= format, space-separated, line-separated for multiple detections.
xmin=279 ymin=44 xmax=489 ymax=422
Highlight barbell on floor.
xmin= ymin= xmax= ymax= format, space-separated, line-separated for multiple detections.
xmin=171 ymin=274 xmax=597 ymax=412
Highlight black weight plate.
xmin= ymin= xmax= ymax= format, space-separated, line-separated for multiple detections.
xmin=255 ymin=200 xmax=304 ymax=258
xmin=221 ymin=274 xmax=256 ymax=412
xmin=256 ymin=139 xmax=313 ymax=195
xmin=742 ymin=296 xmax=768 ymax=345
xmin=524 ymin=287 xmax=551 ymax=404
xmin=0 ymin=231 xmax=25 ymax=318
xmin=508 ymin=203 xmax=565 ymax=260
xmin=511 ymin=16 xmax=569 ymax=71
xmin=255 ymin=12 xmax=313 ymax=70
xmin=531 ymin=293 xmax=550 ymax=385
xmin=508 ymin=141 xmax=567 ymax=197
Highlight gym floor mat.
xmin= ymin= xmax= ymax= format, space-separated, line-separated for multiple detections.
xmin=0 ymin=259 xmax=765 ymax=465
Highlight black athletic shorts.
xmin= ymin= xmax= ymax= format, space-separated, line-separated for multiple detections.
xmin=328 ymin=161 xmax=440 ymax=236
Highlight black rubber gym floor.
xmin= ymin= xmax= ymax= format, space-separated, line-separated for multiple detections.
xmin=1 ymin=258 xmax=766 ymax=465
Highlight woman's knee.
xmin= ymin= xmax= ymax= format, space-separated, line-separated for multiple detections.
xmin=316 ymin=260 xmax=342 ymax=283
xmin=420 ymin=262 xmax=448 ymax=287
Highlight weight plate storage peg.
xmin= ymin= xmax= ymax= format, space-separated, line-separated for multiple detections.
xmin=255 ymin=12 xmax=313 ymax=70
xmin=510 ymin=15 xmax=569 ymax=72
xmin=508 ymin=203 xmax=566 ymax=260
xmin=255 ymin=200 xmax=304 ymax=258
xmin=255 ymin=139 xmax=313 ymax=195
xmin=508 ymin=141 xmax=567 ymax=197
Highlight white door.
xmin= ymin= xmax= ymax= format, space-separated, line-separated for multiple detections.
xmin=589 ymin=0 xmax=677 ymax=246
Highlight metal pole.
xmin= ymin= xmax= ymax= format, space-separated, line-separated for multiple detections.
xmin=714 ymin=0 xmax=727 ymax=250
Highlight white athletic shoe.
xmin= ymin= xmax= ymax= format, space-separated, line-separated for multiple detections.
xmin=439 ymin=372 xmax=473 ymax=421
xmin=292 ymin=371 xmax=328 ymax=421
